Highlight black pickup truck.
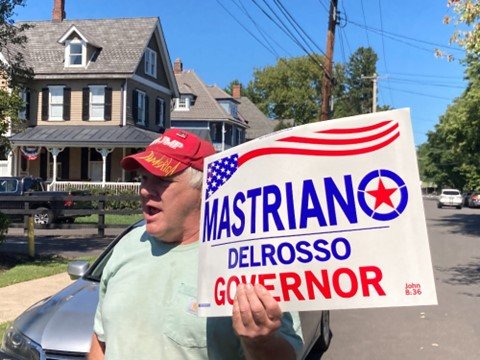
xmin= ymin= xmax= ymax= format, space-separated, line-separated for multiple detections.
xmin=0 ymin=176 xmax=90 ymax=226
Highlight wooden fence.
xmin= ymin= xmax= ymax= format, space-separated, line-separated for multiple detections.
xmin=0 ymin=194 xmax=142 ymax=251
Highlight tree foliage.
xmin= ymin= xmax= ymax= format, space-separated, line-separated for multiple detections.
xmin=333 ymin=47 xmax=382 ymax=118
xmin=245 ymin=55 xmax=326 ymax=126
xmin=419 ymin=55 xmax=480 ymax=190
xmin=445 ymin=0 xmax=480 ymax=55
xmin=241 ymin=47 xmax=385 ymax=125
xmin=0 ymin=0 xmax=32 ymax=149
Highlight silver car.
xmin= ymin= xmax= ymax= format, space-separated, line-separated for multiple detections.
xmin=1 ymin=221 xmax=331 ymax=359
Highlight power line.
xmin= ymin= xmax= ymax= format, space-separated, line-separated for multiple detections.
xmin=215 ymin=0 xmax=279 ymax=58
xmin=230 ymin=0 xmax=290 ymax=57
xmin=377 ymin=0 xmax=395 ymax=107
xmin=359 ymin=0 xmax=370 ymax=47
xmin=379 ymin=85 xmax=453 ymax=100
xmin=347 ymin=19 xmax=463 ymax=52
xmin=248 ymin=0 xmax=331 ymax=77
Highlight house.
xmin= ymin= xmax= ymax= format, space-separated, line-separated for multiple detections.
xmin=230 ymin=84 xmax=279 ymax=141
xmin=171 ymin=59 xmax=248 ymax=152
xmin=2 ymin=0 xmax=179 ymax=190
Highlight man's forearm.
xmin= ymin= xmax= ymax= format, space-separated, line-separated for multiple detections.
xmin=241 ymin=333 xmax=296 ymax=360
xmin=88 ymin=334 xmax=105 ymax=360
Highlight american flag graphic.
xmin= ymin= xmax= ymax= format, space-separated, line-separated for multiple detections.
xmin=205 ymin=119 xmax=400 ymax=199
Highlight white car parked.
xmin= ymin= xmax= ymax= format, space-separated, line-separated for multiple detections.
xmin=437 ymin=189 xmax=463 ymax=209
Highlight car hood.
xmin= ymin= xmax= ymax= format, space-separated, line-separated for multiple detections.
xmin=13 ymin=278 xmax=99 ymax=354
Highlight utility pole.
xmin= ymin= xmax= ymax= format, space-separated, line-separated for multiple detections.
xmin=320 ymin=0 xmax=338 ymax=121
xmin=361 ymin=73 xmax=378 ymax=113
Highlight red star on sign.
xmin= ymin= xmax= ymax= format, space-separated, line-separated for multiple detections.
xmin=367 ymin=178 xmax=398 ymax=209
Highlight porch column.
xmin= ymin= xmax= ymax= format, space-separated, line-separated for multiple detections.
xmin=9 ymin=146 xmax=16 ymax=176
xmin=221 ymin=122 xmax=225 ymax=152
xmin=95 ymin=148 xmax=113 ymax=186
xmin=47 ymin=147 xmax=64 ymax=183
xmin=122 ymin=148 xmax=126 ymax=181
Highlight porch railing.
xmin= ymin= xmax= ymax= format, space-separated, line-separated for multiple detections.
xmin=47 ymin=181 xmax=140 ymax=194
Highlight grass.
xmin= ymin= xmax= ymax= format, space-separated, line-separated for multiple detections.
xmin=75 ymin=213 xmax=143 ymax=225
xmin=0 ymin=321 xmax=10 ymax=341
xmin=0 ymin=254 xmax=97 ymax=288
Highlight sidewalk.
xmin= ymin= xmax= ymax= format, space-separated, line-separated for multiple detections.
xmin=0 ymin=227 xmax=124 ymax=324
xmin=0 ymin=272 xmax=74 ymax=323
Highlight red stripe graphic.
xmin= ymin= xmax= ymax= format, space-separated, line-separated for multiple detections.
xmin=278 ymin=122 xmax=398 ymax=146
xmin=318 ymin=120 xmax=393 ymax=134
xmin=237 ymin=120 xmax=400 ymax=166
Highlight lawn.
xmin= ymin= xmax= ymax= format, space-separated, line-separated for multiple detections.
xmin=0 ymin=253 xmax=97 ymax=288
xmin=0 ymin=321 xmax=10 ymax=342
xmin=75 ymin=213 xmax=143 ymax=225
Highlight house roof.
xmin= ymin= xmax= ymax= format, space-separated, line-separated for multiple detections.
xmin=237 ymin=96 xmax=278 ymax=140
xmin=6 ymin=17 xmax=178 ymax=94
xmin=171 ymin=70 xmax=247 ymax=127
xmin=9 ymin=125 xmax=163 ymax=147
xmin=207 ymin=85 xmax=239 ymax=103
xmin=9 ymin=125 xmax=213 ymax=148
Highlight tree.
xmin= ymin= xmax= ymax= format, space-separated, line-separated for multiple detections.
xmin=245 ymin=55 xmax=328 ymax=125
xmin=444 ymin=0 xmax=480 ymax=56
xmin=333 ymin=47 xmax=385 ymax=118
xmin=241 ymin=47 xmax=388 ymax=126
xmin=0 ymin=0 xmax=32 ymax=149
xmin=418 ymin=55 xmax=480 ymax=190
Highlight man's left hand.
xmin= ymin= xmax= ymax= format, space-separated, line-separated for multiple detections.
xmin=232 ymin=283 xmax=282 ymax=339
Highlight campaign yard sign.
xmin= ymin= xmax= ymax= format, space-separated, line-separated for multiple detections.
xmin=197 ymin=108 xmax=437 ymax=317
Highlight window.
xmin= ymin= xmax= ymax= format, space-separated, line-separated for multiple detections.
xmin=137 ymin=90 xmax=146 ymax=125
xmin=66 ymin=39 xmax=85 ymax=67
xmin=156 ymin=97 xmax=165 ymax=127
xmin=18 ymin=89 xmax=29 ymax=120
xmin=49 ymin=86 xmax=64 ymax=120
xmin=175 ymin=95 xmax=191 ymax=111
xmin=145 ymin=48 xmax=157 ymax=77
xmin=90 ymin=86 xmax=105 ymax=120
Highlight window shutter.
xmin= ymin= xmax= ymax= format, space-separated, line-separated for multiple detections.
xmin=41 ymin=88 xmax=49 ymax=121
xmin=144 ymin=94 xmax=150 ymax=128
xmin=25 ymin=89 xmax=31 ymax=121
xmin=155 ymin=98 xmax=160 ymax=125
xmin=132 ymin=90 xmax=138 ymax=123
xmin=82 ymin=87 xmax=89 ymax=121
xmin=104 ymin=87 xmax=112 ymax=121
xmin=63 ymin=87 xmax=71 ymax=121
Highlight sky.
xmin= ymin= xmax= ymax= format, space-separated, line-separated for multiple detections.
xmin=12 ymin=0 xmax=469 ymax=146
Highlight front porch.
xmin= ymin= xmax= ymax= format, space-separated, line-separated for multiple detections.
xmin=47 ymin=180 xmax=140 ymax=193
xmin=9 ymin=125 xmax=161 ymax=192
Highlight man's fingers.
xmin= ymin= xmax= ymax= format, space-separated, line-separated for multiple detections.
xmin=234 ymin=284 xmax=255 ymax=328
xmin=245 ymin=284 xmax=270 ymax=325
xmin=254 ymin=284 xmax=282 ymax=321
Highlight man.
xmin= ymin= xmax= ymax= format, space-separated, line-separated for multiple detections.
xmin=88 ymin=129 xmax=303 ymax=359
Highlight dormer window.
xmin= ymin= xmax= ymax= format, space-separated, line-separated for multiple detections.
xmin=66 ymin=39 xmax=86 ymax=67
xmin=145 ymin=48 xmax=157 ymax=77
xmin=174 ymin=95 xmax=192 ymax=111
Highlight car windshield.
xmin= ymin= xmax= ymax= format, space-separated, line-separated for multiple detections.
xmin=442 ymin=190 xmax=460 ymax=195
xmin=84 ymin=220 xmax=144 ymax=282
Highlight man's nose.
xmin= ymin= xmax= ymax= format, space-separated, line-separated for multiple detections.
xmin=140 ymin=184 xmax=158 ymax=198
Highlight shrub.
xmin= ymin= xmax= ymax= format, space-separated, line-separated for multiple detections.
xmin=0 ymin=213 xmax=10 ymax=246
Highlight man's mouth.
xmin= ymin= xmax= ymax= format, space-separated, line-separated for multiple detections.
xmin=145 ymin=205 xmax=161 ymax=216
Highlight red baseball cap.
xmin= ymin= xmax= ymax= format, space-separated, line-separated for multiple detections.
xmin=121 ymin=129 xmax=216 ymax=177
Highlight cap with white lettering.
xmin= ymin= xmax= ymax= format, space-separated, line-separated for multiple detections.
xmin=120 ymin=129 xmax=216 ymax=177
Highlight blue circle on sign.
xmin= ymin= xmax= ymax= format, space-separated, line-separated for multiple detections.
xmin=357 ymin=169 xmax=408 ymax=221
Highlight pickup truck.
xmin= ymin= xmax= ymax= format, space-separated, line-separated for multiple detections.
xmin=0 ymin=176 xmax=90 ymax=226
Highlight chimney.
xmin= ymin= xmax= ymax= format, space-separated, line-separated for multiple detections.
xmin=52 ymin=0 xmax=66 ymax=22
xmin=232 ymin=84 xmax=241 ymax=99
xmin=173 ymin=58 xmax=183 ymax=74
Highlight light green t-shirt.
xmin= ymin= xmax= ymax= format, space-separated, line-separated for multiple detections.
xmin=94 ymin=224 xmax=303 ymax=359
